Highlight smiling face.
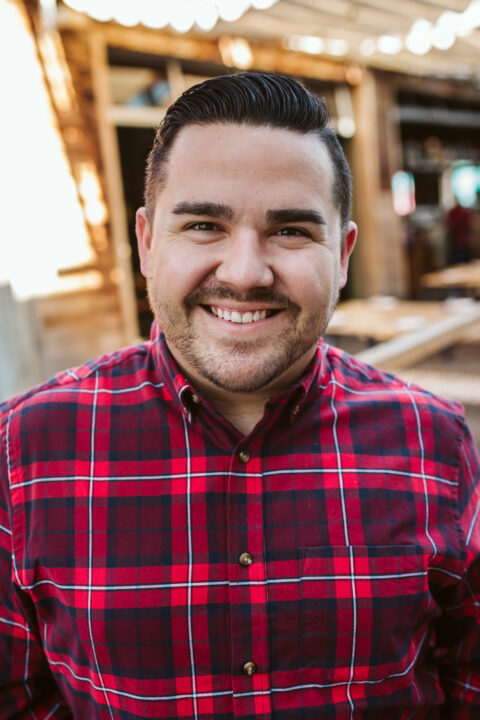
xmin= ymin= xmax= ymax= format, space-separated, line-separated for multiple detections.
xmin=136 ymin=123 xmax=356 ymax=399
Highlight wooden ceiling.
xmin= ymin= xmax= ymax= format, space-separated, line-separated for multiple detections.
xmin=201 ymin=0 xmax=480 ymax=82
xmin=54 ymin=1 xmax=480 ymax=85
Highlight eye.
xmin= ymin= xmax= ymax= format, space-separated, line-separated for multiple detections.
xmin=186 ymin=221 xmax=221 ymax=232
xmin=275 ymin=227 xmax=311 ymax=238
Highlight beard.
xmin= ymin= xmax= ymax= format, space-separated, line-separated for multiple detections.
xmin=147 ymin=279 xmax=339 ymax=394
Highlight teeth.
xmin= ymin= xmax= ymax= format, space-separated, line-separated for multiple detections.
xmin=210 ymin=307 xmax=269 ymax=323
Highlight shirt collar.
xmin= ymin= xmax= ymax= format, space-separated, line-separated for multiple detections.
xmin=149 ymin=320 xmax=327 ymax=424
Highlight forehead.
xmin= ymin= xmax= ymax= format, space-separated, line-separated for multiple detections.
xmin=162 ymin=122 xmax=335 ymax=203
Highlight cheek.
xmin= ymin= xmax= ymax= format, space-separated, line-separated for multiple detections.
xmin=281 ymin=255 xmax=337 ymax=305
xmin=150 ymin=245 xmax=216 ymax=296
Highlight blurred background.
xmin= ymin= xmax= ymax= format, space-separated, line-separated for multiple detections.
xmin=1 ymin=0 xmax=479 ymax=442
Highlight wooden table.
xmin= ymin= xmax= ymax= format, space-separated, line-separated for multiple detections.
xmin=421 ymin=260 xmax=480 ymax=296
xmin=326 ymin=297 xmax=479 ymax=343
xmin=326 ymin=297 xmax=480 ymax=371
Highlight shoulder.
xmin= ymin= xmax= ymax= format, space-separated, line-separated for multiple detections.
xmin=323 ymin=343 xmax=465 ymax=431
xmin=0 ymin=340 xmax=152 ymax=431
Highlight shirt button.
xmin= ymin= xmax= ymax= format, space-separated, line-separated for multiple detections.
xmin=243 ymin=661 xmax=257 ymax=676
xmin=238 ymin=450 xmax=250 ymax=463
xmin=191 ymin=394 xmax=201 ymax=404
xmin=292 ymin=404 xmax=300 ymax=416
xmin=238 ymin=552 xmax=253 ymax=567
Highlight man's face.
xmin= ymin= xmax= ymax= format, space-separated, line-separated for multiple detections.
xmin=136 ymin=123 xmax=356 ymax=396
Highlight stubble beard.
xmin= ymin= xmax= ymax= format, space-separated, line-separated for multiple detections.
xmin=147 ymin=280 xmax=340 ymax=394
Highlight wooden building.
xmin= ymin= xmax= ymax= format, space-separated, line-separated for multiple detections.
xmin=2 ymin=0 xmax=480 ymax=397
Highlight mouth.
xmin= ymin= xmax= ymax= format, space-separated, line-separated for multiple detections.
xmin=205 ymin=304 xmax=281 ymax=324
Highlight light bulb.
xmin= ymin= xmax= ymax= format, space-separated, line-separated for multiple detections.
xmin=139 ymin=0 xmax=169 ymax=29
xmin=195 ymin=3 xmax=219 ymax=31
xmin=376 ymin=35 xmax=402 ymax=55
xmin=406 ymin=18 xmax=433 ymax=55
xmin=217 ymin=0 xmax=250 ymax=23
xmin=112 ymin=2 xmax=141 ymax=27
xmin=431 ymin=26 xmax=456 ymax=50
xmin=325 ymin=38 xmax=349 ymax=56
xmin=169 ymin=3 xmax=195 ymax=33
xmin=359 ymin=38 xmax=376 ymax=56
xmin=299 ymin=36 xmax=325 ymax=54
xmin=251 ymin=0 xmax=277 ymax=8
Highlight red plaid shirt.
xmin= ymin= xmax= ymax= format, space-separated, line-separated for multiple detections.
xmin=1 ymin=322 xmax=480 ymax=719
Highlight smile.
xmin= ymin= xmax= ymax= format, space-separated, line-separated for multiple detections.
xmin=209 ymin=305 xmax=277 ymax=324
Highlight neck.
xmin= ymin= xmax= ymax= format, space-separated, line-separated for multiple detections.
xmin=210 ymin=394 xmax=267 ymax=436
xmin=168 ymin=346 xmax=317 ymax=436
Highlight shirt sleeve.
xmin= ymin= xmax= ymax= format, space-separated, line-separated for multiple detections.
xmin=434 ymin=423 xmax=480 ymax=718
xmin=0 ymin=416 xmax=72 ymax=719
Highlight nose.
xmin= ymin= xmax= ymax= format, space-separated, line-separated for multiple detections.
xmin=215 ymin=229 xmax=274 ymax=290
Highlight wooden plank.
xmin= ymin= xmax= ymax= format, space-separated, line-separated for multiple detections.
xmin=327 ymin=298 xmax=476 ymax=342
xmin=355 ymin=306 xmax=480 ymax=371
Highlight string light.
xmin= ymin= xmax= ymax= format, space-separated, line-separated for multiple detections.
xmin=62 ymin=0 xmax=278 ymax=31
xmin=62 ymin=0 xmax=478 ymax=66
xmin=284 ymin=0 xmax=480 ymax=62
xmin=405 ymin=1 xmax=480 ymax=56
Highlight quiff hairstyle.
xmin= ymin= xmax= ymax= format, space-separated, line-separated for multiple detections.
xmin=144 ymin=72 xmax=352 ymax=234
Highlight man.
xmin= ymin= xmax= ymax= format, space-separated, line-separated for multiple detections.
xmin=445 ymin=197 xmax=474 ymax=265
xmin=1 ymin=72 xmax=479 ymax=719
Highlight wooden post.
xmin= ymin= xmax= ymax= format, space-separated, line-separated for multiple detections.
xmin=88 ymin=31 xmax=140 ymax=343
xmin=350 ymin=69 xmax=407 ymax=298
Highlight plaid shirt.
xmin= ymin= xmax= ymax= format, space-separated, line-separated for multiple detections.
xmin=1 ymin=322 xmax=480 ymax=720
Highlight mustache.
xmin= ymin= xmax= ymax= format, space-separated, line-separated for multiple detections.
xmin=185 ymin=282 xmax=299 ymax=310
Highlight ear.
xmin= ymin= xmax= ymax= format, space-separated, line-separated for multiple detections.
xmin=339 ymin=221 xmax=357 ymax=289
xmin=136 ymin=207 xmax=153 ymax=278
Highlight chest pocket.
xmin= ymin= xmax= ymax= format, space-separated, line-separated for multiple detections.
xmin=299 ymin=545 xmax=434 ymax=687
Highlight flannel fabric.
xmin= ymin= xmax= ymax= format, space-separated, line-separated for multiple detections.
xmin=1 ymin=321 xmax=480 ymax=720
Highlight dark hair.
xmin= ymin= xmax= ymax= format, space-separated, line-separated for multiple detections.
xmin=144 ymin=72 xmax=352 ymax=233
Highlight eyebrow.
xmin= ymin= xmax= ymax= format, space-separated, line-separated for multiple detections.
xmin=171 ymin=202 xmax=327 ymax=227
xmin=266 ymin=208 xmax=327 ymax=225
xmin=171 ymin=201 xmax=234 ymax=220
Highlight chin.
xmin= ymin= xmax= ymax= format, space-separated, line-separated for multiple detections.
xmin=197 ymin=366 xmax=279 ymax=394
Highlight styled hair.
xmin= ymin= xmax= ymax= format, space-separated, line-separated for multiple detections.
xmin=144 ymin=72 xmax=352 ymax=233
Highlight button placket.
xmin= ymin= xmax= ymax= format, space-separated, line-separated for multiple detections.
xmin=227 ymin=449 xmax=272 ymax=716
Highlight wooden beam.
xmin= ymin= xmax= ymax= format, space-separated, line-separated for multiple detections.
xmin=356 ymin=306 xmax=480 ymax=371
xmin=107 ymin=105 xmax=165 ymax=128
xmin=88 ymin=31 xmax=140 ymax=343
xmin=350 ymin=69 xmax=407 ymax=298
xmin=393 ymin=71 xmax=480 ymax=103
xmin=58 ymin=16 xmax=348 ymax=83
